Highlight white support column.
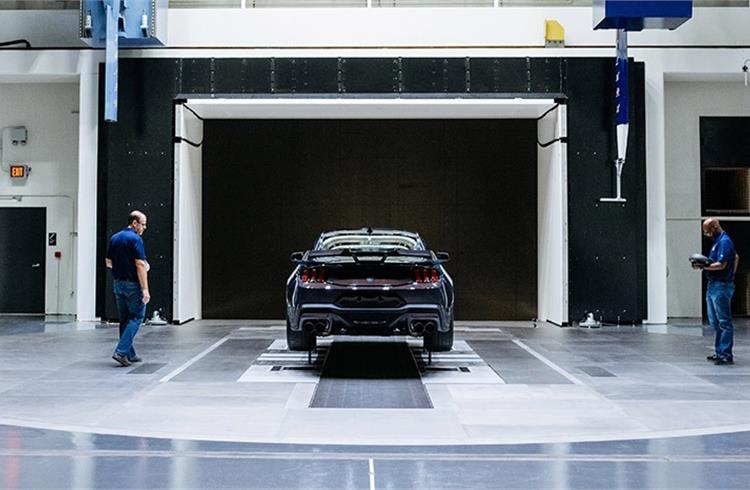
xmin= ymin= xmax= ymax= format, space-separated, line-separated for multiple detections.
xmin=537 ymin=104 xmax=569 ymax=325
xmin=644 ymin=64 xmax=667 ymax=325
xmin=76 ymin=51 xmax=101 ymax=322
xmin=173 ymin=104 xmax=203 ymax=324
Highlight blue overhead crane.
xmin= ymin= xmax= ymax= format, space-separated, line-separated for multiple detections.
xmin=80 ymin=0 xmax=168 ymax=122
xmin=594 ymin=0 xmax=692 ymax=203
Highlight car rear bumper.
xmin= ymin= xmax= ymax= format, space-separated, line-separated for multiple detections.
xmin=300 ymin=303 xmax=446 ymax=332
xmin=287 ymin=283 xmax=453 ymax=335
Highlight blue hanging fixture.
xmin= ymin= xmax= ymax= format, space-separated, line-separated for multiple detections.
xmin=594 ymin=0 xmax=693 ymax=203
xmin=80 ymin=0 xmax=169 ymax=122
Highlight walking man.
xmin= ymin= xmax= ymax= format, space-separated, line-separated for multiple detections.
xmin=106 ymin=210 xmax=150 ymax=366
xmin=695 ymin=218 xmax=739 ymax=365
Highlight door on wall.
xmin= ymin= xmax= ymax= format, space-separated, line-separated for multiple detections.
xmin=0 ymin=208 xmax=46 ymax=314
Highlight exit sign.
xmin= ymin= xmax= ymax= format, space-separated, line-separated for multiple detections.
xmin=10 ymin=164 xmax=28 ymax=179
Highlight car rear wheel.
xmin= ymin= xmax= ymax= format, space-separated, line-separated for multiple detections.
xmin=286 ymin=320 xmax=317 ymax=351
xmin=424 ymin=322 xmax=453 ymax=352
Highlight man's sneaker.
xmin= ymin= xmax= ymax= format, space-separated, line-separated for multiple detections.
xmin=707 ymin=355 xmax=719 ymax=361
xmin=714 ymin=358 xmax=734 ymax=365
xmin=112 ymin=352 xmax=131 ymax=367
xmin=128 ymin=355 xmax=142 ymax=363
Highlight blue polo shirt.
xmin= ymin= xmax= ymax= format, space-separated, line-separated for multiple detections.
xmin=707 ymin=231 xmax=736 ymax=283
xmin=106 ymin=227 xmax=147 ymax=282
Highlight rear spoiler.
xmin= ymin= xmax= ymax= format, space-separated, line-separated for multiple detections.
xmin=290 ymin=248 xmax=450 ymax=265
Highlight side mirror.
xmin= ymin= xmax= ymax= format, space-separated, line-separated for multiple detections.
xmin=435 ymin=251 xmax=450 ymax=262
xmin=290 ymin=251 xmax=305 ymax=263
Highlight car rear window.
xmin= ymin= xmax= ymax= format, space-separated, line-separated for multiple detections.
xmin=319 ymin=234 xmax=419 ymax=251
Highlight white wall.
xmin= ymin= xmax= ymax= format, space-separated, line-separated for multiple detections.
xmin=537 ymin=104 xmax=568 ymax=325
xmin=665 ymin=81 xmax=750 ymax=318
xmin=1 ymin=8 xmax=748 ymax=48
xmin=1 ymin=6 xmax=748 ymax=322
xmin=0 ymin=83 xmax=79 ymax=315
xmin=0 ymin=51 xmax=99 ymax=320
xmin=173 ymin=106 xmax=203 ymax=323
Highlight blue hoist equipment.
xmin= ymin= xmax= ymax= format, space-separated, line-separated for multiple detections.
xmin=80 ymin=0 xmax=168 ymax=122
xmin=594 ymin=0 xmax=692 ymax=203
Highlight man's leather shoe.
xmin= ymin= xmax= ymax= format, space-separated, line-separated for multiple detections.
xmin=128 ymin=355 xmax=142 ymax=363
xmin=714 ymin=358 xmax=734 ymax=365
xmin=707 ymin=355 xmax=719 ymax=361
xmin=112 ymin=352 xmax=131 ymax=367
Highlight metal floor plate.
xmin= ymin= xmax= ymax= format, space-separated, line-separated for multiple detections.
xmin=469 ymin=340 xmax=573 ymax=384
xmin=170 ymin=339 xmax=272 ymax=382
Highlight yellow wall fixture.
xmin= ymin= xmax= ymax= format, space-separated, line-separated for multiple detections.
xmin=545 ymin=20 xmax=565 ymax=48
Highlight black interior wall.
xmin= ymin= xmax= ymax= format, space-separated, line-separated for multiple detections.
xmin=699 ymin=117 xmax=750 ymax=317
xmin=565 ymin=59 xmax=648 ymax=324
xmin=97 ymin=59 xmax=178 ymax=320
xmin=97 ymin=57 xmax=647 ymax=324
xmin=202 ymin=119 xmax=537 ymax=320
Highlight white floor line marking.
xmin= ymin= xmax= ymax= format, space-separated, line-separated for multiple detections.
xmin=159 ymin=335 xmax=232 ymax=383
xmin=369 ymin=458 xmax=376 ymax=490
xmin=512 ymin=339 xmax=585 ymax=386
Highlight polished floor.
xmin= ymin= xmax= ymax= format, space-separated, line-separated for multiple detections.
xmin=1 ymin=316 xmax=750 ymax=488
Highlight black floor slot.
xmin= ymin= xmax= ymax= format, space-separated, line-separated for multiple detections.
xmin=310 ymin=342 xmax=433 ymax=409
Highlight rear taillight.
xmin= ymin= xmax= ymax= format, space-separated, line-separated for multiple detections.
xmin=300 ymin=267 xmax=326 ymax=283
xmin=413 ymin=267 xmax=440 ymax=284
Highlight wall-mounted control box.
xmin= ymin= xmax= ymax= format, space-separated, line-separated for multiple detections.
xmin=8 ymin=127 xmax=27 ymax=146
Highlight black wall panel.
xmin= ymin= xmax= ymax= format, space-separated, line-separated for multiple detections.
xmin=213 ymin=58 xmax=273 ymax=94
xmin=180 ymin=58 xmax=213 ymax=94
xmin=270 ymin=58 xmax=340 ymax=94
xmin=97 ymin=56 xmax=648 ymax=324
xmin=401 ymin=58 xmax=468 ymax=93
xmin=565 ymin=59 xmax=647 ymax=324
xmin=700 ymin=117 xmax=750 ymax=168
xmin=289 ymin=58 xmax=340 ymax=93
xmin=202 ymin=119 xmax=537 ymax=320
xmin=530 ymin=58 xmax=564 ymax=94
xmin=340 ymin=58 xmax=400 ymax=93
xmin=97 ymin=59 xmax=178 ymax=320
xmin=468 ymin=58 xmax=529 ymax=94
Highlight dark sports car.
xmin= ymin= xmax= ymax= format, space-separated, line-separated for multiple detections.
xmin=285 ymin=228 xmax=454 ymax=352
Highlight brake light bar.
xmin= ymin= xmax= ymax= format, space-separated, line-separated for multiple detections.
xmin=300 ymin=267 xmax=326 ymax=283
xmin=413 ymin=267 xmax=440 ymax=284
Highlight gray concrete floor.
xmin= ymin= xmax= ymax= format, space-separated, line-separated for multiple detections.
xmin=1 ymin=316 xmax=750 ymax=488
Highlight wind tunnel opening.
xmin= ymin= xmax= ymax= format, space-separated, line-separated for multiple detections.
xmin=172 ymin=99 xmax=567 ymax=324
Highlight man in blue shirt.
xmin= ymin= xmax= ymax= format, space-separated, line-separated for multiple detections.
xmin=694 ymin=218 xmax=739 ymax=365
xmin=105 ymin=210 xmax=151 ymax=367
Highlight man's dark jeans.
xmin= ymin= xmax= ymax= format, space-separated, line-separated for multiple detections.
xmin=114 ymin=280 xmax=146 ymax=358
xmin=706 ymin=281 xmax=734 ymax=361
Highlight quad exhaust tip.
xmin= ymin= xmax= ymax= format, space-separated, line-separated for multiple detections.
xmin=409 ymin=320 xmax=436 ymax=336
xmin=303 ymin=319 xmax=332 ymax=336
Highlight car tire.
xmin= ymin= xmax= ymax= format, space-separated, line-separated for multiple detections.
xmin=286 ymin=320 xmax=317 ymax=351
xmin=424 ymin=322 xmax=453 ymax=352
